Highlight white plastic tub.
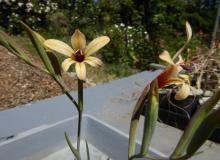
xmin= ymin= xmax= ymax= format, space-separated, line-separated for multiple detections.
xmin=0 ymin=114 xmax=166 ymax=160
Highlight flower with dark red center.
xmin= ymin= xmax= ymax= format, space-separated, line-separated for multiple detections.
xmin=44 ymin=29 xmax=110 ymax=80
xmin=72 ymin=50 xmax=85 ymax=62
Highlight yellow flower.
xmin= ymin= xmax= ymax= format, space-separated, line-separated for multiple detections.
xmin=156 ymin=21 xmax=194 ymax=100
xmin=44 ymin=29 xmax=110 ymax=80
xmin=158 ymin=50 xmax=191 ymax=100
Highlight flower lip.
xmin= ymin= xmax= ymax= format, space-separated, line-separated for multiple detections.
xmin=180 ymin=64 xmax=193 ymax=72
xmin=72 ymin=50 xmax=85 ymax=62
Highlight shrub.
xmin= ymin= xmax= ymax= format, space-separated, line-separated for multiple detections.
xmin=0 ymin=0 xmax=58 ymax=33
xmin=101 ymin=23 xmax=154 ymax=70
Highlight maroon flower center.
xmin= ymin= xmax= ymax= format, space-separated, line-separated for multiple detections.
xmin=72 ymin=50 xmax=85 ymax=62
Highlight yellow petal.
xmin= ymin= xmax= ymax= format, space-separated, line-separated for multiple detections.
xmin=71 ymin=29 xmax=86 ymax=50
xmin=44 ymin=39 xmax=74 ymax=57
xmin=172 ymin=21 xmax=192 ymax=61
xmin=176 ymin=55 xmax=184 ymax=64
xmin=157 ymin=64 xmax=179 ymax=88
xmin=176 ymin=55 xmax=184 ymax=72
xmin=186 ymin=21 xmax=192 ymax=43
xmin=165 ymin=77 xmax=184 ymax=86
xmin=75 ymin=62 xmax=86 ymax=80
xmin=62 ymin=58 xmax=76 ymax=72
xmin=175 ymin=83 xmax=190 ymax=100
xmin=84 ymin=36 xmax=110 ymax=56
xmin=159 ymin=50 xmax=174 ymax=64
xmin=84 ymin=56 xmax=103 ymax=67
xmin=179 ymin=74 xmax=190 ymax=82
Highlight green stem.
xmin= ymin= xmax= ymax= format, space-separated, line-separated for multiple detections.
xmin=140 ymin=80 xmax=159 ymax=156
xmin=77 ymin=79 xmax=84 ymax=152
xmin=77 ymin=111 xmax=82 ymax=152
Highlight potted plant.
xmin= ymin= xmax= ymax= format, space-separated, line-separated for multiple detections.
xmin=143 ymin=21 xmax=220 ymax=143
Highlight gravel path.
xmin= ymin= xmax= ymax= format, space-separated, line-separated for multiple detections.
xmin=0 ymin=46 xmax=80 ymax=110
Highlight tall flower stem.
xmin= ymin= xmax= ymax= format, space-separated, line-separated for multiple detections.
xmin=77 ymin=79 xmax=84 ymax=153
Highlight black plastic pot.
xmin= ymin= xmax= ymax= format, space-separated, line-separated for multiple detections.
xmin=142 ymin=92 xmax=220 ymax=143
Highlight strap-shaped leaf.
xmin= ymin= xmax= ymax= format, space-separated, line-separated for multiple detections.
xmin=0 ymin=31 xmax=10 ymax=48
xmin=128 ymin=83 xmax=150 ymax=158
xmin=64 ymin=132 xmax=81 ymax=160
xmin=47 ymin=52 xmax=61 ymax=76
xmin=171 ymin=89 xmax=220 ymax=158
xmin=186 ymin=108 xmax=220 ymax=156
xmin=85 ymin=140 xmax=90 ymax=160
xmin=20 ymin=22 xmax=55 ymax=75
xmin=0 ymin=31 xmax=23 ymax=57
xmin=140 ymin=80 xmax=159 ymax=156
xmin=0 ymin=30 xmax=50 ymax=74
xmin=6 ymin=33 xmax=29 ymax=60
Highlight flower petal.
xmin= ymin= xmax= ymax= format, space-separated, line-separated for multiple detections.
xmin=172 ymin=21 xmax=192 ymax=61
xmin=179 ymin=74 xmax=190 ymax=82
xmin=84 ymin=56 xmax=103 ymax=67
xmin=44 ymin=39 xmax=74 ymax=57
xmin=164 ymin=77 xmax=184 ymax=86
xmin=157 ymin=65 xmax=179 ymax=88
xmin=62 ymin=58 xmax=76 ymax=72
xmin=175 ymin=83 xmax=190 ymax=100
xmin=186 ymin=21 xmax=192 ymax=43
xmin=71 ymin=29 xmax=86 ymax=50
xmin=75 ymin=62 xmax=86 ymax=80
xmin=84 ymin=36 xmax=110 ymax=56
xmin=176 ymin=55 xmax=184 ymax=64
xmin=159 ymin=50 xmax=174 ymax=64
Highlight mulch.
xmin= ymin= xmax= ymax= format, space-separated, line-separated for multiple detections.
xmin=0 ymin=46 xmax=84 ymax=110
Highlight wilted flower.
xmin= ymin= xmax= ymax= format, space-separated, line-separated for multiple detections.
xmin=44 ymin=29 xmax=110 ymax=80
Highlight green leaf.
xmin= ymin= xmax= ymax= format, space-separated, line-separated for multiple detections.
xmin=20 ymin=22 xmax=55 ymax=75
xmin=0 ymin=30 xmax=49 ymax=73
xmin=128 ymin=83 xmax=150 ymax=158
xmin=3 ymin=31 xmax=29 ymax=60
xmin=140 ymin=80 xmax=159 ymax=156
xmin=0 ymin=31 xmax=10 ymax=48
xmin=47 ymin=52 xmax=61 ymax=76
xmin=171 ymin=89 xmax=220 ymax=158
xmin=85 ymin=140 xmax=90 ymax=160
xmin=64 ymin=132 xmax=81 ymax=160
xmin=186 ymin=108 xmax=220 ymax=156
xmin=0 ymin=31 xmax=20 ymax=56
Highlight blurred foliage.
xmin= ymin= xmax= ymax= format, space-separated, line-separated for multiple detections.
xmin=0 ymin=0 xmax=219 ymax=70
